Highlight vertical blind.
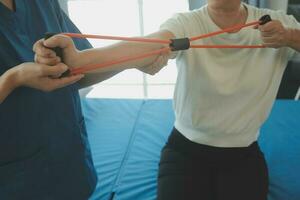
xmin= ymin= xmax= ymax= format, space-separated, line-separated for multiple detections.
xmin=59 ymin=0 xmax=188 ymax=99
xmin=57 ymin=0 xmax=290 ymax=99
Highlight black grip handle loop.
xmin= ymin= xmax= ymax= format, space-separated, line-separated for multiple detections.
xmin=170 ymin=38 xmax=190 ymax=51
xmin=44 ymin=32 xmax=70 ymax=77
xmin=259 ymin=15 xmax=272 ymax=25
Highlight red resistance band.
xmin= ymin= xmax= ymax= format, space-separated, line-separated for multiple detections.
xmin=45 ymin=15 xmax=272 ymax=76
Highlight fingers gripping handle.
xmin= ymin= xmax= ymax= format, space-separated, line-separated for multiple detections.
xmin=44 ymin=33 xmax=70 ymax=77
xmin=259 ymin=15 xmax=272 ymax=25
xmin=44 ymin=33 xmax=64 ymax=60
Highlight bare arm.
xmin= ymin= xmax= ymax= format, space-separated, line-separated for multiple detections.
xmin=78 ymin=53 xmax=170 ymax=88
xmin=34 ymin=30 xmax=175 ymax=88
xmin=77 ymin=30 xmax=174 ymax=72
xmin=78 ymin=70 xmax=121 ymax=89
xmin=0 ymin=68 xmax=17 ymax=104
xmin=0 ymin=63 xmax=84 ymax=104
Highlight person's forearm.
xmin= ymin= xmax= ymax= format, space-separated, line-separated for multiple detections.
xmin=0 ymin=68 xmax=19 ymax=104
xmin=78 ymin=41 xmax=163 ymax=74
xmin=78 ymin=70 xmax=122 ymax=89
xmin=75 ymin=31 xmax=174 ymax=74
xmin=287 ymin=28 xmax=300 ymax=52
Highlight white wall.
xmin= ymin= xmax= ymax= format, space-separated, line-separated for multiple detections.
xmin=189 ymin=0 xmax=289 ymax=12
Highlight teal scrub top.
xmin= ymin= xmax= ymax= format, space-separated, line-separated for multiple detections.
xmin=0 ymin=0 xmax=97 ymax=199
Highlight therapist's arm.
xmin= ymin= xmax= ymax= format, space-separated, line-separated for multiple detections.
xmin=0 ymin=62 xmax=84 ymax=104
xmin=0 ymin=69 xmax=17 ymax=104
xmin=33 ymin=30 xmax=174 ymax=88
xmin=75 ymin=46 xmax=171 ymax=88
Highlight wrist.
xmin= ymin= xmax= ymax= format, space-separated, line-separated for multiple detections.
xmin=1 ymin=67 xmax=20 ymax=92
xmin=66 ymin=50 xmax=87 ymax=67
xmin=72 ymin=49 xmax=98 ymax=68
xmin=285 ymin=28 xmax=294 ymax=48
xmin=76 ymin=50 xmax=87 ymax=66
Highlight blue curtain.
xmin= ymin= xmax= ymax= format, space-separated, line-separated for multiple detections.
xmin=188 ymin=0 xmax=268 ymax=10
xmin=246 ymin=0 xmax=268 ymax=8
xmin=188 ymin=0 xmax=205 ymax=10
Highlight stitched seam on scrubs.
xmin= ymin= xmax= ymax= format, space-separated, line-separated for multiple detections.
xmin=111 ymin=100 xmax=146 ymax=192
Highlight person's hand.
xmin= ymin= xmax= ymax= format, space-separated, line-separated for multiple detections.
xmin=12 ymin=62 xmax=84 ymax=92
xmin=258 ymin=20 xmax=291 ymax=48
xmin=33 ymin=35 xmax=80 ymax=68
xmin=138 ymin=52 xmax=170 ymax=75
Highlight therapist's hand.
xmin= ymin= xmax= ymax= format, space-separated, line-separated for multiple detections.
xmin=258 ymin=20 xmax=290 ymax=48
xmin=33 ymin=35 xmax=80 ymax=68
xmin=12 ymin=62 xmax=84 ymax=92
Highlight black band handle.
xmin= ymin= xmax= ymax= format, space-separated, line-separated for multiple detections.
xmin=44 ymin=32 xmax=70 ymax=77
xmin=259 ymin=15 xmax=272 ymax=25
xmin=170 ymin=38 xmax=190 ymax=51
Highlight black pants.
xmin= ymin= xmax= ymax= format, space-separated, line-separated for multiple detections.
xmin=157 ymin=128 xmax=269 ymax=200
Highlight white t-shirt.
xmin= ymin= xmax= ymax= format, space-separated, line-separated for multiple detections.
xmin=160 ymin=4 xmax=300 ymax=147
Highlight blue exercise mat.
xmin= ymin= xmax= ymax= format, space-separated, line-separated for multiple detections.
xmin=259 ymin=101 xmax=300 ymax=200
xmin=81 ymin=99 xmax=300 ymax=200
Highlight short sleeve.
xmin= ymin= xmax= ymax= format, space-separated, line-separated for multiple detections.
xmin=160 ymin=13 xmax=186 ymax=39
